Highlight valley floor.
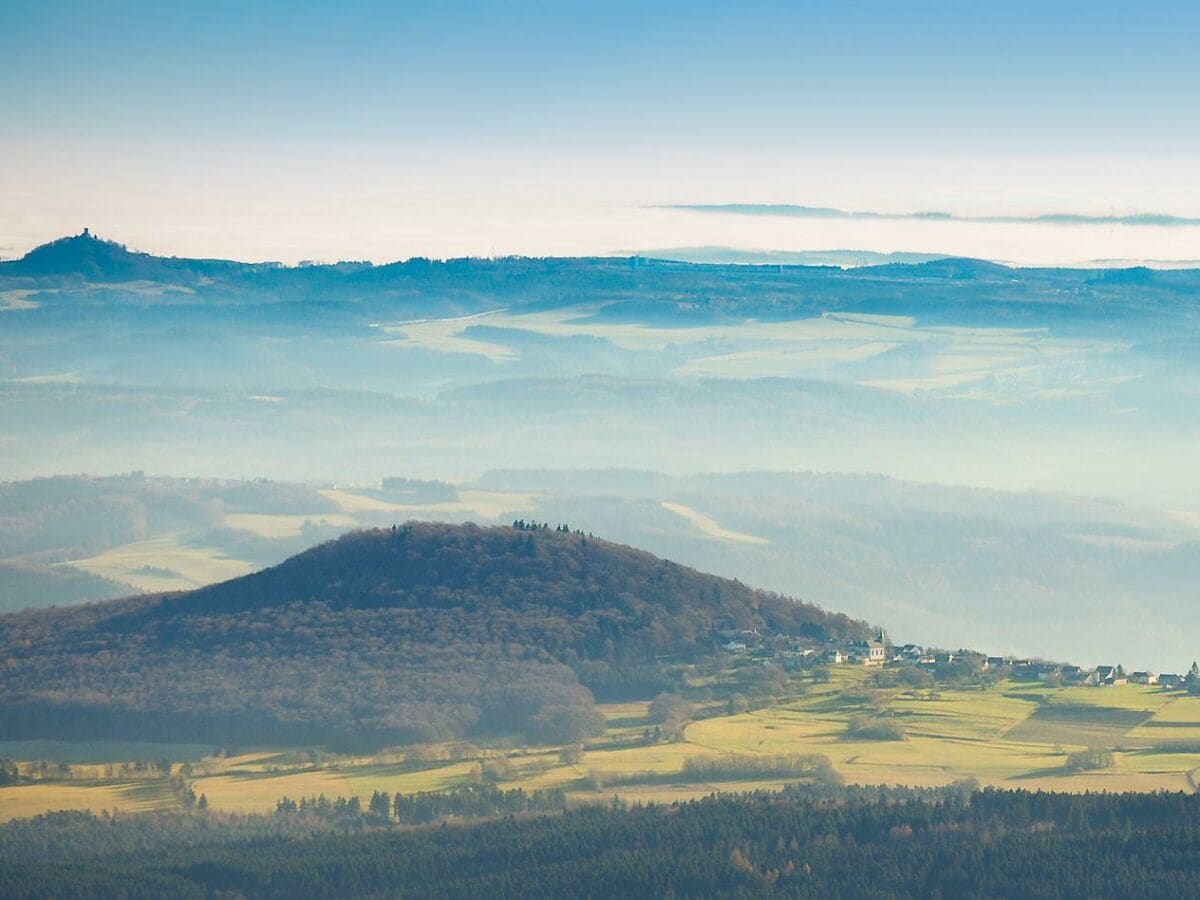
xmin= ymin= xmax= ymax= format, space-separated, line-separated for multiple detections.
xmin=4 ymin=668 xmax=1200 ymax=822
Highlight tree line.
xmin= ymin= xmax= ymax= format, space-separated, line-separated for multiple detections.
xmin=4 ymin=786 xmax=1200 ymax=897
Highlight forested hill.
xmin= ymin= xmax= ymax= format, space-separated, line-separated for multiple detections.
xmin=0 ymin=524 xmax=866 ymax=749
xmin=179 ymin=522 xmax=862 ymax=638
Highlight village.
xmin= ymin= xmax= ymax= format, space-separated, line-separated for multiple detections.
xmin=716 ymin=628 xmax=1195 ymax=690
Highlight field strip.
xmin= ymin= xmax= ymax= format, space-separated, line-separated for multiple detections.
xmin=223 ymin=512 xmax=360 ymax=538
xmin=320 ymin=488 xmax=537 ymax=521
xmin=660 ymin=502 xmax=769 ymax=545
xmin=1168 ymin=510 xmax=1200 ymax=531
xmin=994 ymin=698 xmax=1042 ymax=738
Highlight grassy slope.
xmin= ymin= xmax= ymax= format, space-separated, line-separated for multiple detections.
xmin=64 ymin=534 xmax=256 ymax=592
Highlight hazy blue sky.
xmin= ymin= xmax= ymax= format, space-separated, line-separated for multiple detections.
xmin=2 ymin=1 xmax=1198 ymax=261
xmin=5 ymin=0 xmax=1198 ymax=150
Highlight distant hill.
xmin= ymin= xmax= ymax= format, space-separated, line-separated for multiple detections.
xmin=0 ymin=523 xmax=866 ymax=749
xmin=6 ymin=230 xmax=174 ymax=281
xmin=0 ymin=560 xmax=132 ymax=612
xmin=635 ymin=246 xmax=947 ymax=267
xmin=1 ymin=229 xmax=259 ymax=283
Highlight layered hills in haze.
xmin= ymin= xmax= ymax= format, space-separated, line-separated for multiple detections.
xmin=2 ymin=232 xmax=1198 ymax=670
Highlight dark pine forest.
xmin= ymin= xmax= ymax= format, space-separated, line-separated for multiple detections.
xmin=4 ymin=786 xmax=1200 ymax=898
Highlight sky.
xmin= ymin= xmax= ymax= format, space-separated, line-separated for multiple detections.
xmin=2 ymin=0 xmax=1199 ymax=263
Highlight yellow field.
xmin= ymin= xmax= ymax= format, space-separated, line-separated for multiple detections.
xmin=376 ymin=309 xmax=518 ymax=361
xmin=598 ymin=700 xmax=652 ymax=720
xmin=1129 ymin=693 xmax=1200 ymax=742
xmin=320 ymin=488 xmax=538 ymax=521
xmin=660 ymin=501 xmax=769 ymax=545
xmin=0 ymin=289 xmax=41 ymax=311
xmin=50 ymin=489 xmax=544 ymax=595
xmin=222 ymin=512 xmax=360 ymax=538
xmin=193 ymin=770 xmax=356 ymax=814
xmin=580 ymin=779 xmax=800 ymax=805
xmin=62 ymin=534 xmax=255 ymax=591
xmin=0 ymin=780 xmax=174 ymax=822
xmin=679 ymin=678 xmax=1200 ymax=793
xmin=192 ymin=759 xmax=495 ymax=814
xmin=377 ymin=304 xmax=1118 ymax=400
xmin=318 ymin=489 xmax=410 ymax=513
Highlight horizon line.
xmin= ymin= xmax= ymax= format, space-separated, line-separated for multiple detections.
xmin=663 ymin=203 xmax=1200 ymax=228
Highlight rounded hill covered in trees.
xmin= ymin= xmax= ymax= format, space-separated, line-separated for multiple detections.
xmin=0 ymin=523 xmax=866 ymax=749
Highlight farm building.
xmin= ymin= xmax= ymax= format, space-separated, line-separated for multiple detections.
xmin=1036 ymin=665 xmax=1063 ymax=683
xmin=1088 ymin=666 xmax=1127 ymax=686
xmin=1013 ymin=662 xmax=1041 ymax=681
